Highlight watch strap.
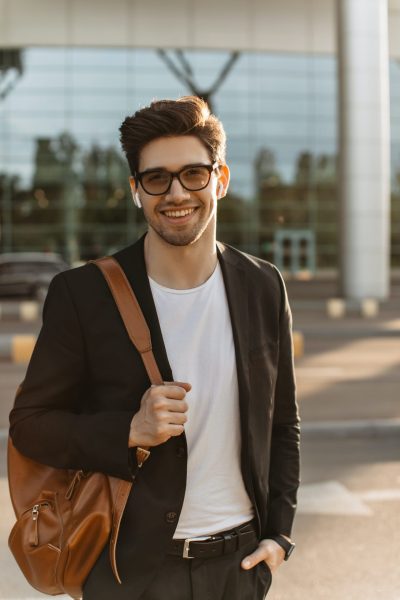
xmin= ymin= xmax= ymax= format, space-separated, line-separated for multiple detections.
xmin=270 ymin=534 xmax=295 ymax=560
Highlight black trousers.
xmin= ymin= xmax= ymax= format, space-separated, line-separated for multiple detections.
xmin=139 ymin=528 xmax=272 ymax=600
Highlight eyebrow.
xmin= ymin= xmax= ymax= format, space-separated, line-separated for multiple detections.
xmin=139 ymin=162 xmax=210 ymax=174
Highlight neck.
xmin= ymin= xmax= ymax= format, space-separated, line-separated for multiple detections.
xmin=144 ymin=224 xmax=218 ymax=290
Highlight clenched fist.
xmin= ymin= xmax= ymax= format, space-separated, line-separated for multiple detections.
xmin=128 ymin=381 xmax=191 ymax=448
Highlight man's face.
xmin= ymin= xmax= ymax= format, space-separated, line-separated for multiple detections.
xmin=131 ymin=136 xmax=227 ymax=247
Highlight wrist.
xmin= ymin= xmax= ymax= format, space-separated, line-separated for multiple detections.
xmin=128 ymin=415 xmax=140 ymax=448
xmin=270 ymin=534 xmax=296 ymax=561
xmin=128 ymin=435 xmax=138 ymax=448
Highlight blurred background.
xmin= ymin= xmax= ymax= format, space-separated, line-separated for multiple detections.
xmin=0 ymin=1 xmax=399 ymax=599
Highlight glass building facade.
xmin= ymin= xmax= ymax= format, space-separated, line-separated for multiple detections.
xmin=0 ymin=47 xmax=399 ymax=270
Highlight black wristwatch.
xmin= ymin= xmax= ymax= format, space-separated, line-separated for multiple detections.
xmin=270 ymin=534 xmax=295 ymax=560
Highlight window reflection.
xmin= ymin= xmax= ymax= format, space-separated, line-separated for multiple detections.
xmin=0 ymin=47 xmax=399 ymax=271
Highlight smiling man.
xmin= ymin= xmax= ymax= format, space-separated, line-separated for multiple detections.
xmin=9 ymin=96 xmax=300 ymax=600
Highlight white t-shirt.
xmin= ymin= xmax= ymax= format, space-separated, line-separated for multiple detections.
xmin=149 ymin=262 xmax=254 ymax=538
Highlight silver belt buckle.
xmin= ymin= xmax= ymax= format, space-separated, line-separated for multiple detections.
xmin=182 ymin=535 xmax=213 ymax=559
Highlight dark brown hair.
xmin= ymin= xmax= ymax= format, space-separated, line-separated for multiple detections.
xmin=119 ymin=96 xmax=226 ymax=176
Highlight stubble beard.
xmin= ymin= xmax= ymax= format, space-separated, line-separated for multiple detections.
xmin=145 ymin=205 xmax=215 ymax=247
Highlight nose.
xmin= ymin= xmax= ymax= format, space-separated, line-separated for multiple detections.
xmin=165 ymin=176 xmax=190 ymax=203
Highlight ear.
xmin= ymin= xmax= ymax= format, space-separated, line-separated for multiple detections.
xmin=216 ymin=164 xmax=230 ymax=199
xmin=129 ymin=176 xmax=137 ymax=198
xmin=129 ymin=176 xmax=142 ymax=208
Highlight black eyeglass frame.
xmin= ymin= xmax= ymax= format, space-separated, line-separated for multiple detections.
xmin=135 ymin=162 xmax=220 ymax=196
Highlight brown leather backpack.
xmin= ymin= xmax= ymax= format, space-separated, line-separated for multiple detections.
xmin=8 ymin=256 xmax=163 ymax=599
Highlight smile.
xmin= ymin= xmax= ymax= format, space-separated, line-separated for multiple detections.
xmin=161 ymin=208 xmax=197 ymax=219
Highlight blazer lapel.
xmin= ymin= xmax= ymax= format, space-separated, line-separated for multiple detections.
xmin=216 ymin=242 xmax=253 ymax=490
xmin=216 ymin=240 xmax=250 ymax=391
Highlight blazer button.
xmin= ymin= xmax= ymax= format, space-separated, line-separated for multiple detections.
xmin=165 ymin=511 xmax=178 ymax=524
xmin=176 ymin=446 xmax=185 ymax=458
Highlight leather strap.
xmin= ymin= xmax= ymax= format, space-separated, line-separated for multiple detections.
xmin=89 ymin=256 xmax=164 ymax=583
xmin=108 ymin=479 xmax=132 ymax=583
xmin=91 ymin=257 xmax=164 ymax=386
xmin=168 ymin=521 xmax=257 ymax=559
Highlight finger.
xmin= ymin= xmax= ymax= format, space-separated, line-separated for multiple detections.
xmin=167 ymin=423 xmax=185 ymax=437
xmin=162 ymin=385 xmax=190 ymax=400
xmin=157 ymin=410 xmax=187 ymax=425
xmin=165 ymin=399 xmax=189 ymax=413
xmin=149 ymin=384 xmax=187 ymax=400
xmin=164 ymin=381 xmax=192 ymax=392
xmin=164 ymin=411 xmax=187 ymax=425
xmin=241 ymin=548 xmax=268 ymax=570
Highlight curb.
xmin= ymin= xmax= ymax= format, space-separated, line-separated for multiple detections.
xmin=301 ymin=419 xmax=400 ymax=438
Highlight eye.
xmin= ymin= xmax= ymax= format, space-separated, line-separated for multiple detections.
xmin=146 ymin=171 xmax=168 ymax=182
xmin=184 ymin=167 xmax=204 ymax=177
xmin=142 ymin=171 xmax=169 ymax=185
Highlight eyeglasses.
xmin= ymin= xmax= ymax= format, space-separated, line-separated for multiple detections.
xmin=135 ymin=162 xmax=219 ymax=196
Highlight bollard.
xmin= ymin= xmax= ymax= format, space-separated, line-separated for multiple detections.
xmin=326 ymin=298 xmax=346 ymax=319
xmin=293 ymin=331 xmax=304 ymax=358
xmin=20 ymin=301 xmax=40 ymax=322
xmin=360 ymin=298 xmax=379 ymax=318
xmin=10 ymin=335 xmax=37 ymax=363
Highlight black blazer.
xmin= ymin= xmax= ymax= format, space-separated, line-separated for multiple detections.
xmin=9 ymin=233 xmax=300 ymax=600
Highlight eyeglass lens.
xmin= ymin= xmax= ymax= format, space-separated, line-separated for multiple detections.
xmin=141 ymin=166 xmax=212 ymax=195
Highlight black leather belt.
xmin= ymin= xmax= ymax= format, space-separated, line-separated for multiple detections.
xmin=168 ymin=520 xmax=257 ymax=559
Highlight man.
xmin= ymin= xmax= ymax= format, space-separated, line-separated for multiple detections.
xmin=9 ymin=96 xmax=300 ymax=600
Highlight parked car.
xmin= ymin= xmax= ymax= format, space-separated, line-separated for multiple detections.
xmin=0 ymin=252 xmax=70 ymax=301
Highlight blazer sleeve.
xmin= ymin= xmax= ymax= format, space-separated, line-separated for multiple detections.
xmin=9 ymin=271 xmax=138 ymax=482
xmin=264 ymin=266 xmax=301 ymax=539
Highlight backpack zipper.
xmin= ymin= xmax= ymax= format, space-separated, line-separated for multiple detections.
xmin=29 ymin=501 xmax=51 ymax=547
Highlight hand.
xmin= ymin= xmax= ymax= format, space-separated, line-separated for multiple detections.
xmin=129 ymin=381 xmax=191 ymax=448
xmin=241 ymin=538 xmax=286 ymax=574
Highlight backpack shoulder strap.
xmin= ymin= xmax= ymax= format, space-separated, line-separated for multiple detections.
xmin=89 ymin=256 xmax=163 ymax=386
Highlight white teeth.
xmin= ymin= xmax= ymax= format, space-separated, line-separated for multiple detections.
xmin=163 ymin=208 xmax=196 ymax=218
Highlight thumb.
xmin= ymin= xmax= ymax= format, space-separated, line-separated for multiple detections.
xmin=164 ymin=381 xmax=192 ymax=392
xmin=241 ymin=547 xmax=266 ymax=570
